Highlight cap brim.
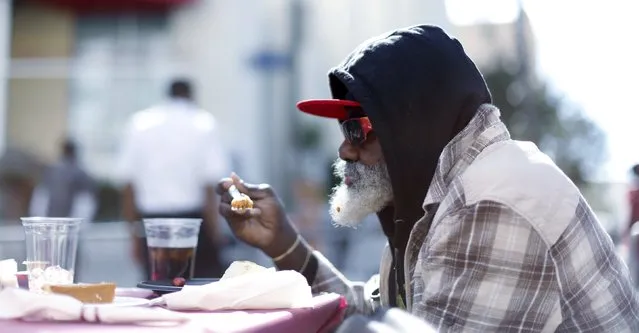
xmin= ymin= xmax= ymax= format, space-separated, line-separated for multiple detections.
xmin=296 ymin=99 xmax=361 ymax=120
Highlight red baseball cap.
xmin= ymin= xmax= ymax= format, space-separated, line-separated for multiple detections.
xmin=296 ymin=99 xmax=362 ymax=120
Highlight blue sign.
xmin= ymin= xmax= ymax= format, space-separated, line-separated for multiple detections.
xmin=250 ymin=51 xmax=292 ymax=71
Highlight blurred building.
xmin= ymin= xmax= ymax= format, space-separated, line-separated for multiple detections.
xmin=300 ymin=1 xmax=538 ymax=164
xmin=4 ymin=0 xmax=197 ymax=174
xmin=0 ymin=0 xmax=309 ymax=188
xmin=0 ymin=0 xmax=451 ymax=208
xmin=0 ymin=0 xmax=537 ymax=217
xmin=452 ymin=11 xmax=536 ymax=74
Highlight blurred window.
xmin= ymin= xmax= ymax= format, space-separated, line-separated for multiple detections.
xmin=68 ymin=14 xmax=172 ymax=180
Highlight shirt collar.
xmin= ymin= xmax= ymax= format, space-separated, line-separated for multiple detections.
xmin=423 ymin=104 xmax=511 ymax=208
xmin=166 ymin=97 xmax=197 ymax=109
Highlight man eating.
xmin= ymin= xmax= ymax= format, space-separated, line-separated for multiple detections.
xmin=218 ymin=25 xmax=639 ymax=331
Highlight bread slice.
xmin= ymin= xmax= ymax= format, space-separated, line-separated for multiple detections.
xmin=45 ymin=282 xmax=116 ymax=304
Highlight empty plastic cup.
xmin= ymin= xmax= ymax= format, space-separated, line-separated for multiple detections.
xmin=21 ymin=217 xmax=83 ymax=292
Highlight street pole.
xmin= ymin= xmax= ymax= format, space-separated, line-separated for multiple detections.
xmin=283 ymin=0 xmax=304 ymax=208
xmin=515 ymin=0 xmax=529 ymax=84
xmin=514 ymin=0 xmax=535 ymax=137
xmin=0 ymin=0 xmax=12 ymax=155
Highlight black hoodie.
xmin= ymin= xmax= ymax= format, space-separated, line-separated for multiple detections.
xmin=327 ymin=25 xmax=492 ymax=306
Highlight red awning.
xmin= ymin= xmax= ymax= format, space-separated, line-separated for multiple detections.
xmin=34 ymin=0 xmax=194 ymax=13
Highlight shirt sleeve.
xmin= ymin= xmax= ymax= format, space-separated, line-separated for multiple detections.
xmin=71 ymin=192 xmax=97 ymax=221
xmin=413 ymin=200 xmax=639 ymax=332
xmin=29 ymin=185 xmax=49 ymax=217
xmin=551 ymin=200 xmax=639 ymax=332
xmin=311 ymin=251 xmax=375 ymax=316
xmin=71 ymin=173 xmax=98 ymax=221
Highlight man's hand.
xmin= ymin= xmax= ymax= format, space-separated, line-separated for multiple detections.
xmin=216 ymin=174 xmax=299 ymax=259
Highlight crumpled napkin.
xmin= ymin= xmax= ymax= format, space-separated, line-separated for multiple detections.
xmin=162 ymin=269 xmax=313 ymax=311
xmin=0 ymin=259 xmax=18 ymax=290
xmin=0 ymin=288 xmax=188 ymax=325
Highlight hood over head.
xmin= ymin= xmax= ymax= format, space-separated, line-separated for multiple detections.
xmin=321 ymin=25 xmax=492 ymax=304
xmin=327 ymin=25 xmax=491 ymax=243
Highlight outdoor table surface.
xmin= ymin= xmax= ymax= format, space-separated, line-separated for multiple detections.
xmin=2 ymin=288 xmax=347 ymax=333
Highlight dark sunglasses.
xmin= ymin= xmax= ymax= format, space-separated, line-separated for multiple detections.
xmin=339 ymin=117 xmax=373 ymax=145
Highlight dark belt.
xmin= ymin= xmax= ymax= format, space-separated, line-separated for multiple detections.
xmin=141 ymin=210 xmax=202 ymax=219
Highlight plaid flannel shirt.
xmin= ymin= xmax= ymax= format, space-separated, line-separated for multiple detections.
xmin=311 ymin=104 xmax=639 ymax=332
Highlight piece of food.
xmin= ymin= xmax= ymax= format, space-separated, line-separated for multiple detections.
xmin=45 ymin=282 xmax=116 ymax=304
xmin=0 ymin=259 xmax=18 ymax=290
xmin=221 ymin=261 xmax=273 ymax=280
xmin=229 ymin=185 xmax=254 ymax=211
xmin=172 ymin=277 xmax=186 ymax=287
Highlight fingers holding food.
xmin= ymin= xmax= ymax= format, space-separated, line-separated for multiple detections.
xmin=216 ymin=177 xmax=234 ymax=195
xmin=229 ymin=184 xmax=254 ymax=212
xmin=220 ymin=201 xmax=261 ymax=219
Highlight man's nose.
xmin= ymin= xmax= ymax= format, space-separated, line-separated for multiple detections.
xmin=338 ymin=139 xmax=359 ymax=162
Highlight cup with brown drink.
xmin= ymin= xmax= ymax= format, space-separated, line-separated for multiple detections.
xmin=142 ymin=218 xmax=202 ymax=281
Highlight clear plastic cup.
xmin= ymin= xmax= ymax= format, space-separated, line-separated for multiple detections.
xmin=143 ymin=218 xmax=202 ymax=281
xmin=21 ymin=217 xmax=83 ymax=292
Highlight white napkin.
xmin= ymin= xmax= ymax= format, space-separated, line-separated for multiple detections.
xmin=0 ymin=259 xmax=18 ymax=290
xmin=0 ymin=288 xmax=188 ymax=325
xmin=162 ymin=269 xmax=313 ymax=311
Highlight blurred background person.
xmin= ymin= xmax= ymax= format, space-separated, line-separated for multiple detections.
xmin=116 ymin=79 xmax=230 ymax=279
xmin=626 ymin=164 xmax=639 ymax=286
xmin=29 ymin=138 xmax=97 ymax=220
xmin=627 ymin=165 xmax=639 ymax=235
xmin=0 ymin=148 xmax=44 ymax=224
xmin=28 ymin=138 xmax=97 ymax=281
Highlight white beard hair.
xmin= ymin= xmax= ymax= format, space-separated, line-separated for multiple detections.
xmin=329 ymin=159 xmax=393 ymax=228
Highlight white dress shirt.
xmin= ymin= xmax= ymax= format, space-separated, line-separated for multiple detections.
xmin=116 ymin=99 xmax=229 ymax=213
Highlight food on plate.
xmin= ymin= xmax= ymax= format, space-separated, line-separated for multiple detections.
xmin=44 ymin=282 xmax=116 ymax=304
xmin=228 ymin=185 xmax=254 ymax=211
xmin=172 ymin=277 xmax=186 ymax=287
xmin=221 ymin=261 xmax=274 ymax=280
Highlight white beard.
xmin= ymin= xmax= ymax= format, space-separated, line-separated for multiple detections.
xmin=329 ymin=159 xmax=393 ymax=228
